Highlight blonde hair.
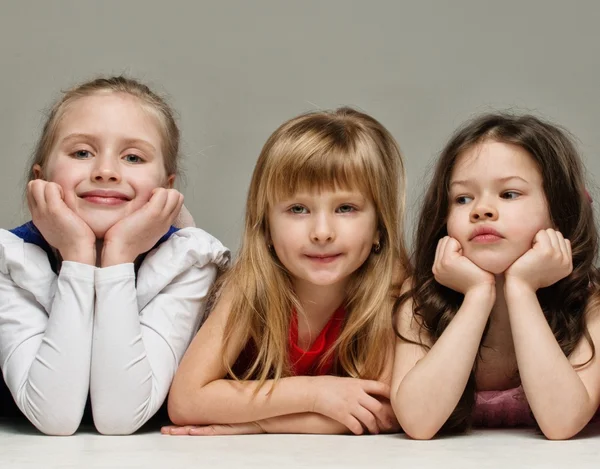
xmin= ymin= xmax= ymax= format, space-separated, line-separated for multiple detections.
xmin=28 ymin=75 xmax=179 ymax=182
xmin=222 ymin=107 xmax=409 ymax=386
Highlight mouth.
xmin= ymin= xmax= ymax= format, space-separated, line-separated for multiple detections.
xmin=79 ymin=190 xmax=131 ymax=206
xmin=469 ymin=226 xmax=504 ymax=243
xmin=305 ymin=253 xmax=342 ymax=264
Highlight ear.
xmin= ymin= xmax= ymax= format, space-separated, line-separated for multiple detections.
xmin=32 ymin=164 xmax=44 ymax=180
xmin=166 ymin=174 xmax=175 ymax=189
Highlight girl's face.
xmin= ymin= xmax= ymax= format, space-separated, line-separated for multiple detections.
xmin=446 ymin=140 xmax=553 ymax=274
xmin=268 ymin=188 xmax=379 ymax=295
xmin=35 ymin=93 xmax=173 ymax=239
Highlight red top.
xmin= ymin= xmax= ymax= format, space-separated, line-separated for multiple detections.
xmin=289 ymin=306 xmax=346 ymax=376
xmin=232 ymin=306 xmax=346 ymax=377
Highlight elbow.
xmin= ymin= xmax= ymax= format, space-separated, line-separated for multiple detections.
xmin=392 ymin=396 xmax=439 ymax=440
xmin=167 ymin=391 xmax=203 ymax=426
xmin=94 ymin=416 xmax=139 ymax=436
xmin=33 ymin=411 xmax=82 ymax=436
xmin=539 ymin=420 xmax=585 ymax=441
xmin=400 ymin=421 xmax=438 ymax=440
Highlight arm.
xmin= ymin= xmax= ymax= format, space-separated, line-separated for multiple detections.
xmin=504 ymin=229 xmax=600 ymax=439
xmin=0 ymin=260 xmax=94 ymax=435
xmin=506 ymin=279 xmax=600 ymax=439
xmin=168 ymin=286 xmax=390 ymax=435
xmin=391 ymin=281 xmax=494 ymax=439
xmin=90 ymin=261 xmax=218 ymax=435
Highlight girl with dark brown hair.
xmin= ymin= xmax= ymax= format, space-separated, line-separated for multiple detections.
xmin=391 ymin=113 xmax=600 ymax=440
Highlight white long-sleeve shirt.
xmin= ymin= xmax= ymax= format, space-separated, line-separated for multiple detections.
xmin=0 ymin=226 xmax=229 ymax=435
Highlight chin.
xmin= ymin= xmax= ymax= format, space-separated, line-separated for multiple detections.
xmin=468 ymin=256 xmax=514 ymax=276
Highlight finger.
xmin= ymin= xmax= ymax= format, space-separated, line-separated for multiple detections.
xmin=434 ymin=237 xmax=445 ymax=262
xmin=30 ymin=180 xmax=48 ymax=211
xmin=565 ymin=238 xmax=572 ymax=261
xmin=161 ymin=425 xmax=196 ymax=435
xmin=532 ymin=229 xmax=550 ymax=249
xmin=352 ymin=405 xmax=379 ymax=434
xmin=433 ymin=237 xmax=448 ymax=274
xmin=445 ymin=237 xmax=462 ymax=257
xmin=360 ymin=380 xmax=391 ymax=399
xmin=554 ymin=231 xmax=569 ymax=260
xmin=438 ymin=236 xmax=449 ymax=260
xmin=148 ymin=188 xmax=169 ymax=212
xmin=545 ymin=229 xmax=561 ymax=252
xmin=343 ymin=415 xmax=364 ymax=435
xmin=358 ymin=394 xmax=389 ymax=428
xmin=45 ymin=183 xmax=65 ymax=210
xmin=26 ymin=180 xmax=38 ymax=211
xmin=163 ymin=190 xmax=184 ymax=219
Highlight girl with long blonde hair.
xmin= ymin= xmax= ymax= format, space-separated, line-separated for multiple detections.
xmin=163 ymin=107 xmax=409 ymax=435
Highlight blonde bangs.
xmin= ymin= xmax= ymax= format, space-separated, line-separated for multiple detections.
xmin=263 ymin=130 xmax=381 ymax=206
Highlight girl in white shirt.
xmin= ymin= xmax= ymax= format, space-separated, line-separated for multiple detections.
xmin=0 ymin=76 xmax=229 ymax=435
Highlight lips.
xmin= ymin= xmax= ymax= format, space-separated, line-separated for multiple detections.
xmin=79 ymin=190 xmax=131 ymax=206
xmin=469 ymin=225 xmax=504 ymax=243
xmin=305 ymin=253 xmax=342 ymax=263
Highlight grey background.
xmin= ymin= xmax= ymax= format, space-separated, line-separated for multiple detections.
xmin=1 ymin=0 xmax=598 ymax=254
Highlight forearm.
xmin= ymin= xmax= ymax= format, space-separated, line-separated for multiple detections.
xmin=91 ymin=264 xmax=168 ymax=435
xmin=506 ymin=280 xmax=596 ymax=439
xmin=1 ymin=262 xmax=94 ymax=435
xmin=393 ymin=286 xmax=494 ymax=439
xmin=91 ymin=263 xmax=217 ymax=435
xmin=169 ymin=375 xmax=319 ymax=426
xmin=257 ymin=413 xmax=350 ymax=435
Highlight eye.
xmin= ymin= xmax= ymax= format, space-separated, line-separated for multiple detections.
xmin=501 ymin=191 xmax=520 ymax=200
xmin=72 ymin=150 xmax=92 ymax=159
xmin=336 ymin=204 xmax=356 ymax=213
xmin=123 ymin=154 xmax=144 ymax=164
xmin=455 ymin=195 xmax=473 ymax=205
xmin=289 ymin=205 xmax=308 ymax=214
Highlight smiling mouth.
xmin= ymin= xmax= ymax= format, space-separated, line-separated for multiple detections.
xmin=80 ymin=194 xmax=130 ymax=206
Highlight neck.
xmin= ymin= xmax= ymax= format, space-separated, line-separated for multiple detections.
xmin=293 ymin=279 xmax=346 ymax=321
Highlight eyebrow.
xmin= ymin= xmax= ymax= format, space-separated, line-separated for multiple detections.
xmin=450 ymin=176 xmax=530 ymax=187
xmin=59 ymin=133 xmax=157 ymax=153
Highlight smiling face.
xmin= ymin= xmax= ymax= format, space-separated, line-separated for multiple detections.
xmin=35 ymin=92 xmax=173 ymax=239
xmin=446 ymin=140 xmax=553 ymax=274
xmin=268 ymin=188 xmax=379 ymax=295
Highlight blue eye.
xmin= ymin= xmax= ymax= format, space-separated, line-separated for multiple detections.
xmin=123 ymin=154 xmax=143 ymax=163
xmin=501 ymin=191 xmax=520 ymax=200
xmin=456 ymin=195 xmax=473 ymax=204
xmin=337 ymin=204 xmax=355 ymax=213
xmin=289 ymin=205 xmax=308 ymax=214
xmin=73 ymin=150 xmax=92 ymax=159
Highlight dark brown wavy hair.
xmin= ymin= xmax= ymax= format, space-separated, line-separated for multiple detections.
xmin=395 ymin=113 xmax=600 ymax=432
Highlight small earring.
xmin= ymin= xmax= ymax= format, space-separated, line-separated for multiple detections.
xmin=372 ymin=241 xmax=381 ymax=254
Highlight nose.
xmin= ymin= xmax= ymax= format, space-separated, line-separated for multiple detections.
xmin=91 ymin=156 xmax=121 ymax=183
xmin=310 ymin=212 xmax=335 ymax=243
xmin=470 ymin=198 xmax=498 ymax=222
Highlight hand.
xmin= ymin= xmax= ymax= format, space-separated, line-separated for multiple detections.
xmin=505 ymin=229 xmax=573 ymax=291
xmin=101 ymin=188 xmax=184 ymax=266
xmin=433 ymin=237 xmax=495 ymax=294
xmin=311 ymin=376 xmax=391 ymax=435
xmin=161 ymin=422 xmax=265 ymax=436
xmin=375 ymin=398 xmax=401 ymax=434
xmin=26 ymin=180 xmax=96 ymax=264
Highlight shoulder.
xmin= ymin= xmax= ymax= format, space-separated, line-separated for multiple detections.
xmin=0 ymin=228 xmax=53 ymax=275
xmin=394 ymin=277 xmax=430 ymax=344
xmin=144 ymin=227 xmax=230 ymax=270
xmin=0 ymin=228 xmax=57 ymax=312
